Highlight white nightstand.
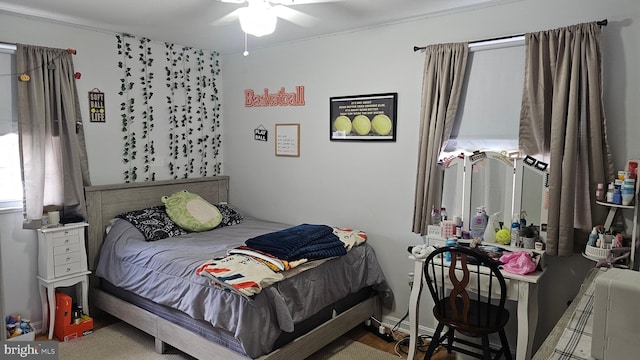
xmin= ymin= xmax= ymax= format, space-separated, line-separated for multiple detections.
xmin=36 ymin=222 xmax=90 ymax=340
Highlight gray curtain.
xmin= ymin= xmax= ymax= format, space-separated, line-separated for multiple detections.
xmin=16 ymin=44 xmax=91 ymax=228
xmin=519 ymin=22 xmax=613 ymax=256
xmin=413 ymin=43 xmax=468 ymax=235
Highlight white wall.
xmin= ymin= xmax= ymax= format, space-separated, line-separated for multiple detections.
xmin=0 ymin=0 xmax=638 ymax=353
xmin=220 ymin=0 xmax=640 ymax=351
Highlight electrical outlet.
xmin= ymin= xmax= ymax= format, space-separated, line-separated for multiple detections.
xmin=408 ymin=272 xmax=414 ymax=289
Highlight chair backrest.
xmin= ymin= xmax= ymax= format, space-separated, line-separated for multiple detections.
xmin=423 ymin=245 xmax=508 ymax=329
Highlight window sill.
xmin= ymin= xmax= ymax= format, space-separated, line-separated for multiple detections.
xmin=0 ymin=206 xmax=22 ymax=215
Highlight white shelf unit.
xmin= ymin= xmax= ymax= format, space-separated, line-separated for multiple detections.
xmin=595 ymin=195 xmax=638 ymax=269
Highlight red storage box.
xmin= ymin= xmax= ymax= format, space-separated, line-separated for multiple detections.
xmin=53 ymin=292 xmax=93 ymax=341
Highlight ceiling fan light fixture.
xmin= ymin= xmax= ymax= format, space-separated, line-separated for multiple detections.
xmin=239 ymin=1 xmax=278 ymax=37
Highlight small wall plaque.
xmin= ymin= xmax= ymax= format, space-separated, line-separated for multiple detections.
xmin=254 ymin=125 xmax=268 ymax=141
xmin=88 ymin=88 xmax=105 ymax=123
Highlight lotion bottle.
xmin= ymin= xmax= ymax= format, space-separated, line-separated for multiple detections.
xmin=470 ymin=207 xmax=488 ymax=239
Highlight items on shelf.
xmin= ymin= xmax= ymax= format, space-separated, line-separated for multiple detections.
xmin=586 ymin=165 xmax=637 ymax=268
xmin=598 ymin=161 xmax=638 ymax=206
xmin=5 ymin=314 xmax=35 ymax=340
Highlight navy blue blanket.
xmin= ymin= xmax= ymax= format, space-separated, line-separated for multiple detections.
xmin=245 ymin=224 xmax=347 ymax=261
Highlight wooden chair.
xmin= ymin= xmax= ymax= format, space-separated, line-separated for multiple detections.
xmin=423 ymin=245 xmax=512 ymax=360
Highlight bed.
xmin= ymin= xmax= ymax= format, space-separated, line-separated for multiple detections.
xmin=84 ymin=176 xmax=392 ymax=359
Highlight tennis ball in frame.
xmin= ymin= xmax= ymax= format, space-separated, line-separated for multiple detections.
xmin=332 ymin=115 xmax=352 ymax=134
xmin=371 ymin=114 xmax=392 ymax=136
xmin=352 ymin=115 xmax=371 ymax=135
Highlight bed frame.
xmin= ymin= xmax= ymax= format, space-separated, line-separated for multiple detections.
xmin=84 ymin=176 xmax=379 ymax=359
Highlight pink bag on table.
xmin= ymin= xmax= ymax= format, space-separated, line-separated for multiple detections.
xmin=499 ymin=251 xmax=536 ymax=275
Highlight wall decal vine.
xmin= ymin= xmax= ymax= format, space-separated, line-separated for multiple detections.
xmin=164 ymin=44 xmax=222 ymax=179
xmin=139 ymin=37 xmax=156 ymax=181
xmin=165 ymin=43 xmax=180 ymax=178
xmin=118 ymin=33 xmax=221 ymax=182
xmin=209 ymin=52 xmax=222 ymax=175
xmin=117 ymin=33 xmax=137 ymax=182
xmin=182 ymin=47 xmax=193 ymax=178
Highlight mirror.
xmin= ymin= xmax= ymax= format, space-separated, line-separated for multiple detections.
xmin=464 ymin=151 xmax=514 ymax=230
xmin=514 ymin=158 xmax=549 ymax=241
xmin=441 ymin=157 xmax=465 ymax=222
xmin=436 ymin=152 xmax=550 ymax=242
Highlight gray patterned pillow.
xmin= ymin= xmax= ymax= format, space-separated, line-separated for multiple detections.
xmin=116 ymin=205 xmax=188 ymax=241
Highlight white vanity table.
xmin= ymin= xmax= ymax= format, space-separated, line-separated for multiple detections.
xmin=407 ymin=241 xmax=546 ymax=360
xmin=410 ymin=151 xmax=550 ymax=359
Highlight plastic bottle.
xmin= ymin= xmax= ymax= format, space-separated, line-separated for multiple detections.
xmin=470 ymin=207 xmax=488 ymax=239
xmin=587 ymin=227 xmax=598 ymax=247
xmin=613 ymin=187 xmax=622 ymax=205
xmin=440 ymin=207 xmax=448 ymax=221
xmin=445 ymin=238 xmax=457 ymax=262
xmin=606 ymin=183 xmax=615 ymax=203
xmin=431 ymin=206 xmax=441 ymax=225
xmin=483 ymin=211 xmax=501 ymax=243
xmin=595 ymin=183 xmax=605 ymax=201
xmin=518 ymin=210 xmax=527 ymax=230
xmin=510 ymin=213 xmax=520 ymax=247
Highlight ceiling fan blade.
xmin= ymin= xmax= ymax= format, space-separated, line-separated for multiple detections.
xmin=272 ymin=5 xmax=318 ymax=27
xmin=271 ymin=0 xmax=344 ymax=4
xmin=211 ymin=8 xmax=243 ymax=26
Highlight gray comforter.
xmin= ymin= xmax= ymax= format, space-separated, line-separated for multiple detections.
xmin=95 ymin=217 xmax=392 ymax=358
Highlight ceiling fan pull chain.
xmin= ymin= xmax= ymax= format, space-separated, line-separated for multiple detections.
xmin=243 ymin=32 xmax=249 ymax=56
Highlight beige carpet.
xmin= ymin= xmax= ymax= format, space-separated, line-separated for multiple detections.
xmin=58 ymin=321 xmax=399 ymax=360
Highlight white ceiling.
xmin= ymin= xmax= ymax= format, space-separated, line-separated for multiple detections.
xmin=0 ymin=0 xmax=509 ymax=55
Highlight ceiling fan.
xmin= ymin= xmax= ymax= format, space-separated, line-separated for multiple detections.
xmin=217 ymin=0 xmax=339 ymax=38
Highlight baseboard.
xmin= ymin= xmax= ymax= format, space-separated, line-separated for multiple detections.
xmin=378 ymin=314 xmax=431 ymax=337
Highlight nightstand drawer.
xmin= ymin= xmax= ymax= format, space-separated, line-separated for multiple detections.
xmin=53 ymin=232 xmax=80 ymax=247
xmin=53 ymin=243 xmax=81 ymax=256
xmin=54 ymin=251 xmax=81 ymax=266
xmin=54 ymin=261 xmax=82 ymax=278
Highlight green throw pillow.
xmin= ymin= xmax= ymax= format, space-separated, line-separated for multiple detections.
xmin=161 ymin=190 xmax=222 ymax=232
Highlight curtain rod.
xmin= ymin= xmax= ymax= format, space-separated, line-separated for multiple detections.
xmin=0 ymin=41 xmax=77 ymax=54
xmin=413 ymin=19 xmax=608 ymax=52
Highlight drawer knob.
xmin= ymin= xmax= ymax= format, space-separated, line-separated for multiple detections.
xmin=66 ymin=248 xmax=70 ymax=252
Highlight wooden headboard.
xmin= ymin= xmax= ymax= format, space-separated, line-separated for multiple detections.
xmin=84 ymin=176 xmax=229 ymax=270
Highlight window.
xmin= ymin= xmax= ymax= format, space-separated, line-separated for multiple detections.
xmin=0 ymin=48 xmax=22 ymax=210
xmin=441 ymin=37 xmax=525 ymax=159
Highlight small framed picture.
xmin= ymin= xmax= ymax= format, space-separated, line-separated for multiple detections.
xmin=275 ymin=124 xmax=300 ymax=157
xmin=329 ymin=92 xmax=397 ymax=141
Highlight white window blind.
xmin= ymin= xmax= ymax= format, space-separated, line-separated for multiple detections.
xmin=0 ymin=48 xmax=22 ymax=209
xmin=443 ymin=39 xmax=525 ymax=157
